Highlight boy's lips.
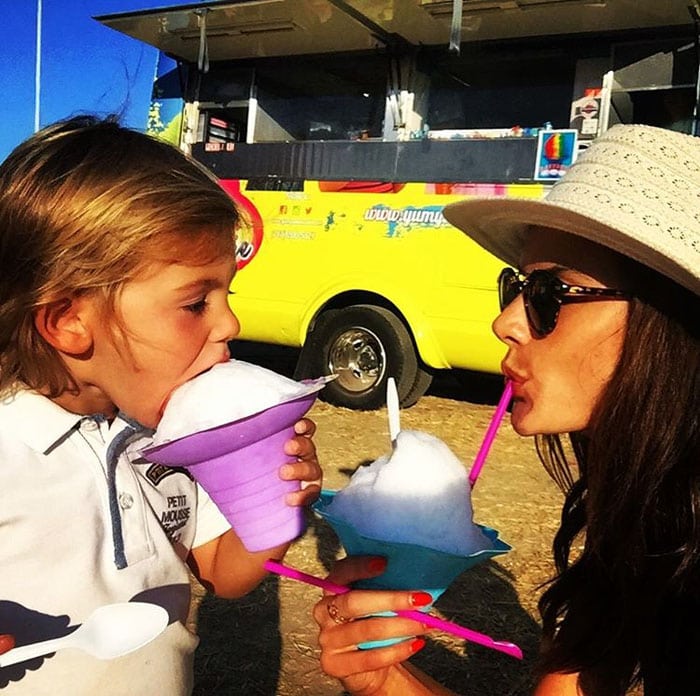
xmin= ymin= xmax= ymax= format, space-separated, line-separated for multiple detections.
xmin=182 ymin=350 xmax=231 ymax=382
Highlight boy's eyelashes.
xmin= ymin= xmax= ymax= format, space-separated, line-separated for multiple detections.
xmin=184 ymin=297 xmax=209 ymax=314
xmin=182 ymin=288 xmax=234 ymax=314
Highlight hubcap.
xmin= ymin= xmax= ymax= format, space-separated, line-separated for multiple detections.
xmin=328 ymin=327 xmax=386 ymax=393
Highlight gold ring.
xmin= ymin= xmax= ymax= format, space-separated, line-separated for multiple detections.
xmin=327 ymin=600 xmax=349 ymax=625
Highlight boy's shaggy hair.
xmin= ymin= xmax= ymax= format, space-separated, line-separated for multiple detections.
xmin=0 ymin=116 xmax=240 ymax=397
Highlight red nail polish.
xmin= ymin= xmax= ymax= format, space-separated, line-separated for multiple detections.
xmin=410 ymin=592 xmax=433 ymax=607
xmin=409 ymin=638 xmax=425 ymax=654
xmin=368 ymin=558 xmax=387 ymax=573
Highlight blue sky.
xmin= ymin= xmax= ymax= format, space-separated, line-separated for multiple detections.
xmin=0 ymin=0 xmax=188 ymax=161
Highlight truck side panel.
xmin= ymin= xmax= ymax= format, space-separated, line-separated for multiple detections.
xmin=225 ymin=179 xmax=545 ymax=372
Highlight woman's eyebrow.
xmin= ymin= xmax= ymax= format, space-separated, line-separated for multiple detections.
xmin=521 ymin=263 xmax=570 ymax=274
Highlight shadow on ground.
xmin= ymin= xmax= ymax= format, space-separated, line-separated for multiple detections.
xmin=193 ymin=578 xmax=283 ymax=696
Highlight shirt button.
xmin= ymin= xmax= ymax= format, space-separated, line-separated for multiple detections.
xmin=82 ymin=419 xmax=99 ymax=431
xmin=119 ymin=492 xmax=134 ymax=510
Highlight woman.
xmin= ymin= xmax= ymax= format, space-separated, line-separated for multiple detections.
xmin=312 ymin=124 xmax=700 ymax=696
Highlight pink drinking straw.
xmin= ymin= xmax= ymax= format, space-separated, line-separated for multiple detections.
xmin=264 ymin=559 xmax=523 ymax=660
xmin=468 ymin=380 xmax=513 ymax=487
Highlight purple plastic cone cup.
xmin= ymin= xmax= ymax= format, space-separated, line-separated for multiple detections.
xmin=142 ymin=392 xmax=318 ymax=552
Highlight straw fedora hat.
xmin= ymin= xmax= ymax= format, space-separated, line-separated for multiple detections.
xmin=443 ymin=124 xmax=700 ymax=296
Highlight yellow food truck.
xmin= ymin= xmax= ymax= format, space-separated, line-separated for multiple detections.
xmin=98 ymin=0 xmax=697 ymax=409
xmin=219 ymin=176 xmax=544 ymax=409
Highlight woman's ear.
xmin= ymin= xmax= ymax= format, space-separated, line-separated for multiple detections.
xmin=34 ymin=297 xmax=94 ymax=356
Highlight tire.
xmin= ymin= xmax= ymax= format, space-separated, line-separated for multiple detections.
xmin=401 ymin=365 xmax=434 ymax=408
xmin=296 ymin=304 xmax=422 ymax=410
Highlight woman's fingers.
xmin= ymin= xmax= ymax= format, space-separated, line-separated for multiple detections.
xmin=318 ymin=612 xmax=426 ymax=648
xmin=0 ymin=634 xmax=15 ymax=654
xmin=311 ymin=565 xmax=429 ymax=686
xmin=320 ymin=630 xmax=425 ymax=680
xmin=317 ymin=589 xmax=430 ymax=626
xmin=314 ymin=602 xmax=427 ymax=682
xmin=325 ymin=556 xmax=388 ymax=586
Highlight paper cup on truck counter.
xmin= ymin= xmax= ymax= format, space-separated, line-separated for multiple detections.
xmin=142 ymin=360 xmax=331 ymax=552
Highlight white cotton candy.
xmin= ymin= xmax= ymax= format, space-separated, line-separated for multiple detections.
xmin=153 ymin=360 xmax=319 ymax=445
xmin=327 ymin=430 xmax=489 ymax=556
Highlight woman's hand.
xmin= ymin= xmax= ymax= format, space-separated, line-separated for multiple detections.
xmin=313 ymin=556 xmax=429 ymax=695
xmin=282 ymin=417 xmax=322 ymax=506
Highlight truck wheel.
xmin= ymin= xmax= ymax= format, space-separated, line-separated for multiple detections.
xmin=401 ymin=366 xmax=434 ymax=409
xmin=298 ymin=305 xmax=423 ymax=410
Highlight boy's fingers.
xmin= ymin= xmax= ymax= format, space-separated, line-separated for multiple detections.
xmin=286 ymin=484 xmax=321 ymax=507
xmin=279 ymin=460 xmax=321 ymax=482
xmin=293 ymin=418 xmax=316 ymax=436
xmin=284 ymin=436 xmax=316 ymax=458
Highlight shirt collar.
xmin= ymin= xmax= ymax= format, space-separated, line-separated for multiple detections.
xmin=2 ymin=388 xmax=97 ymax=454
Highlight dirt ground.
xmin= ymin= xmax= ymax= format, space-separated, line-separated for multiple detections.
xmin=188 ymin=345 xmax=564 ymax=695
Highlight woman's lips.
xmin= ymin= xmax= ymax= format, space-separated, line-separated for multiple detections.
xmin=502 ymin=367 xmax=528 ymax=401
xmin=502 ymin=365 xmax=526 ymax=385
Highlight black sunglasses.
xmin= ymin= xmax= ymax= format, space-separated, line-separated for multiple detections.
xmin=498 ymin=267 xmax=631 ymax=337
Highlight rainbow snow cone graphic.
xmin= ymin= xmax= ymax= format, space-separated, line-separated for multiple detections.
xmin=143 ymin=361 xmax=329 ymax=552
xmin=534 ymin=128 xmax=578 ymax=180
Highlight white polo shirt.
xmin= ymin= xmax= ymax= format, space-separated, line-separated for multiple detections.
xmin=0 ymin=389 xmax=232 ymax=695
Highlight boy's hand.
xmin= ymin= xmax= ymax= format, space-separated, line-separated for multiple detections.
xmin=281 ymin=417 xmax=321 ymax=506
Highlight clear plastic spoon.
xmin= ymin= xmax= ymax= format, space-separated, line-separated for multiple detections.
xmin=0 ymin=602 xmax=169 ymax=667
xmin=386 ymin=377 xmax=400 ymax=446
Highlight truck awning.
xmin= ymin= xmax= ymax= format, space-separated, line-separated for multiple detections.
xmin=96 ymin=0 xmax=693 ymax=63
xmin=95 ymin=1 xmax=390 ymax=63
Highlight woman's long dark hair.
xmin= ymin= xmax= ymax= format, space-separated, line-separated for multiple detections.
xmin=534 ymin=275 xmax=700 ymax=695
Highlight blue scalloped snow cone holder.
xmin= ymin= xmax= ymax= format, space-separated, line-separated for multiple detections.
xmin=313 ymin=490 xmax=511 ymax=602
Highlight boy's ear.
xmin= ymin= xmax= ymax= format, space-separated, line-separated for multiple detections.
xmin=34 ymin=297 xmax=94 ymax=355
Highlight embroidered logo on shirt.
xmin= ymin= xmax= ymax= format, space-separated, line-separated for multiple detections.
xmin=145 ymin=463 xmax=193 ymax=485
xmin=161 ymin=494 xmax=192 ymax=542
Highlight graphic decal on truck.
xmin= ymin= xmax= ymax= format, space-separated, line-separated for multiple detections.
xmin=219 ymin=180 xmax=264 ymax=270
xmin=363 ymin=204 xmax=449 ymax=237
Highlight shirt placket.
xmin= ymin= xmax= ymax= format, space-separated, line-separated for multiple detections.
xmin=80 ymin=415 xmax=154 ymax=569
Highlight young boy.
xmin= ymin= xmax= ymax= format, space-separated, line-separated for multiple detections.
xmin=0 ymin=116 xmax=321 ymax=694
